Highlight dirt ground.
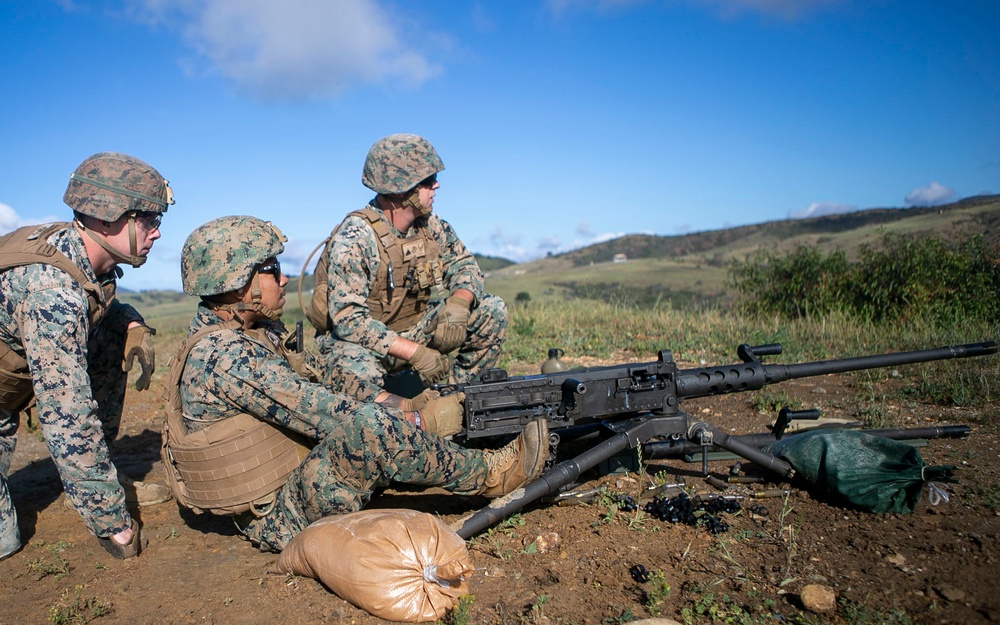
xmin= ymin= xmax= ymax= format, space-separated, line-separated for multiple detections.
xmin=2 ymin=359 xmax=998 ymax=625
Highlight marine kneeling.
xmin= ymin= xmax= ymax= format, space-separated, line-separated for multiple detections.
xmin=162 ymin=215 xmax=547 ymax=551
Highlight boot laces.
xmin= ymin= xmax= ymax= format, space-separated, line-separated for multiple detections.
xmin=486 ymin=438 xmax=520 ymax=470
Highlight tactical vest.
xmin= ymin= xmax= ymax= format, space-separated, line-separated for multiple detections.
xmin=305 ymin=208 xmax=445 ymax=334
xmin=161 ymin=320 xmax=313 ymax=516
xmin=0 ymin=223 xmax=115 ymax=411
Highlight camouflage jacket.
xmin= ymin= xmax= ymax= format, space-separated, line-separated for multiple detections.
xmin=180 ymin=306 xmax=392 ymax=437
xmin=319 ymin=199 xmax=485 ymax=356
xmin=0 ymin=224 xmax=140 ymax=537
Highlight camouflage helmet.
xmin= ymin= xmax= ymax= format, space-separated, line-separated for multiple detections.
xmin=181 ymin=216 xmax=286 ymax=296
xmin=361 ymin=134 xmax=445 ymax=195
xmin=63 ymin=152 xmax=173 ymax=221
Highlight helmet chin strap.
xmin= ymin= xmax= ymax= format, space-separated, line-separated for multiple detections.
xmin=206 ymin=273 xmax=282 ymax=325
xmin=76 ymin=214 xmax=147 ymax=268
xmin=400 ymin=187 xmax=431 ymax=217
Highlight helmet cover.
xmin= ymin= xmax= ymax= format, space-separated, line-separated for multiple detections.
xmin=361 ymin=134 xmax=444 ymax=195
xmin=63 ymin=152 xmax=173 ymax=221
xmin=181 ymin=215 xmax=286 ymax=296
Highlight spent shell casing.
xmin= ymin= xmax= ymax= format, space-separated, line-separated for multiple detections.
xmin=705 ymin=475 xmax=730 ymax=491
xmin=647 ymin=481 xmax=686 ymax=491
xmin=751 ymin=489 xmax=792 ymax=498
xmin=555 ymin=486 xmax=605 ymax=505
xmin=727 ymin=476 xmax=766 ymax=484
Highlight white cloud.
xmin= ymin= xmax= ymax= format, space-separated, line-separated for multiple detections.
xmin=132 ymin=0 xmax=442 ymax=101
xmin=0 ymin=204 xmax=21 ymax=234
xmin=582 ymin=231 xmax=625 ymax=246
xmin=0 ymin=203 xmax=60 ymax=235
xmin=904 ymin=182 xmax=955 ymax=207
xmin=788 ymin=201 xmax=857 ymax=219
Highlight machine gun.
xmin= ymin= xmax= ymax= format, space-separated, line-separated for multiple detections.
xmin=435 ymin=341 xmax=997 ymax=538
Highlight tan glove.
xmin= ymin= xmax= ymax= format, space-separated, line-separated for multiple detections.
xmin=402 ymin=388 xmax=438 ymax=412
xmin=429 ymin=295 xmax=471 ymax=353
xmin=123 ymin=325 xmax=156 ymax=391
xmin=416 ymin=391 xmax=465 ymax=437
xmin=410 ymin=345 xmax=450 ymax=386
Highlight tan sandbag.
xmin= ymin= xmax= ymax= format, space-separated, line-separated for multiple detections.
xmin=275 ymin=509 xmax=473 ymax=622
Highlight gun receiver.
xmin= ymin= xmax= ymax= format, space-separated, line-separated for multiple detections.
xmin=441 ymin=341 xmax=997 ymax=539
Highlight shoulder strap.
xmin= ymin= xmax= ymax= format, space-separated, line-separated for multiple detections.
xmin=351 ymin=208 xmax=408 ymax=323
xmin=353 ymin=207 xmax=404 ymax=271
xmin=165 ymin=319 xmax=244 ymax=435
xmin=0 ymin=222 xmax=112 ymax=326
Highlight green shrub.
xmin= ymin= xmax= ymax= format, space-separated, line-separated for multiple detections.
xmin=728 ymin=244 xmax=851 ymax=319
xmin=728 ymin=232 xmax=1000 ymax=325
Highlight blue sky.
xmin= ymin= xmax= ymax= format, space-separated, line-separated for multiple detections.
xmin=1 ymin=0 xmax=997 ymax=292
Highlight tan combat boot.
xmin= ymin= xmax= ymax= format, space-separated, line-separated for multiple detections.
xmin=63 ymin=472 xmax=172 ymax=511
xmin=118 ymin=473 xmax=173 ymax=507
xmin=480 ymin=419 xmax=549 ymax=497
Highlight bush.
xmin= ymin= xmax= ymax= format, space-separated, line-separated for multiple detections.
xmin=728 ymin=232 xmax=1000 ymax=324
xmin=853 ymin=232 xmax=999 ymax=323
xmin=727 ymin=244 xmax=851 ymax=319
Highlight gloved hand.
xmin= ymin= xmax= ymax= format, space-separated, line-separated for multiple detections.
xmin=123 ymin=324 xmax=156 ymax=391
xmin=410 ymin=345 xmax=450 ymax=386
xmin=96 ymin=519 xmax=147 ymax=560
xmin=428 ymin=295 xmax=471 ymax=353
xmin=416 ymin=391 xmax=465 ymax=437
xmin=403 ymin=388 xmax=438 ymax=412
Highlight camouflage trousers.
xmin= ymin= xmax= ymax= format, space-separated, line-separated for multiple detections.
xmin=317 ymin=293 xmax=507 ymax=401
xmin=0 ymin=310 xmax=130 ymax=557
xmin=236 ymin=401 xmax=487 ymax=552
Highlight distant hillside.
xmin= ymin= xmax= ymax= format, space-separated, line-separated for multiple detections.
xmin=557 ymin=195 xmax=1000 ymax=266
xmin=484 ymin=194 xmax=1000 ymax=306
xmin=476 ymin=254 xmax=515 ymax=272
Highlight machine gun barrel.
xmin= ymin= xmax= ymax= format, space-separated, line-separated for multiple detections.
xmin=675 ymin=341 xmax=997 ymax=399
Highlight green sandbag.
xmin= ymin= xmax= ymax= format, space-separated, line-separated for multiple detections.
xmin=766 ymin=429 xmax=956 ymax=514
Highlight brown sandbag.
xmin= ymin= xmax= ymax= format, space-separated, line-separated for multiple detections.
xmin=274 ymin=509 xmax=473 ymax=622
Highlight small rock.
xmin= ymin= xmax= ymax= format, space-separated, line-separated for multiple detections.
xmin=526 ymin=531 xmax=561 ymax=554
xmin=886 ymin=553 xmax=907 ymax=567
xmin=631 ymin=618 xmax=683 ymax=625
xmin=614 ymin=476 xmax=637 ymax=490
xmin=811 ymin=387 xmax=827 ymax=395
xmin=937 ymin=586 xmax=967 ymax=602
xmin=800 ymin=584 xmax=837 ymax=613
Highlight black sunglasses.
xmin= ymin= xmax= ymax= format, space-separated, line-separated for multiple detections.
xmin=257 ymin=260 xmax=281 ymax=277
xmin=417 ymin=174 xmax=437 ymax=188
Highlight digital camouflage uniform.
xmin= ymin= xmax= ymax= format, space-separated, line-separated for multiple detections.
xmin=0 ymin=152 xmax=171 ymax=561
xmin=314 ymin=134 xmax=507 ymax=402
xmin=0 ymin=226 xmax=141 ymax=550
xmin=177 ymin=306 xmax=491 ymax=552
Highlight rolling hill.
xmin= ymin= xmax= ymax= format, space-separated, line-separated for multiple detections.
xmin=483 ymin=194 xmax=1000 ymax=306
